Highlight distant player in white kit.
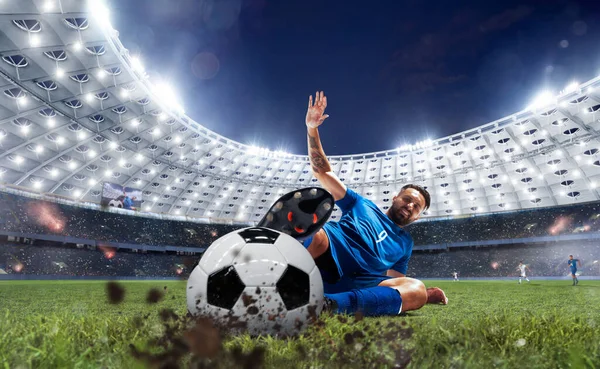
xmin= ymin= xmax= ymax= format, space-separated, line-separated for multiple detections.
xmin=517 ymin=261 xmax=530 ymax=284
xmin=452 ymin=271 xmax=459 ymax=281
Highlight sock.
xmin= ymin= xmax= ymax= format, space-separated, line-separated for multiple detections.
xmin=526 ymin=278 xmax=530 ymax=282
xmin=519 ymin=278 xmax=522 ymax=284
xmin=325 ymin=286 xmax=402 ymax=316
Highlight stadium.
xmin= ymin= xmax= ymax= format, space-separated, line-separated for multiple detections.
xmin=0 ymin=1 xmax=599 ymax=368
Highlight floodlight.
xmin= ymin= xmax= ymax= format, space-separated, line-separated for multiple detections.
xmin=527 ymin=91 xmax=555 ymax=111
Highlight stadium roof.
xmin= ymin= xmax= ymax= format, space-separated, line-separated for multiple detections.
xmin=2 ymin=0 xmax=600 ymax=224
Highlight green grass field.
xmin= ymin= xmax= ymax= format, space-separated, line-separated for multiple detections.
xmin=1 ymin=279 xmax=599 ymax=369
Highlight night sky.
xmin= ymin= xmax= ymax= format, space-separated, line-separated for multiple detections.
xmin=110 ymin=0 xmax=600 ymax=155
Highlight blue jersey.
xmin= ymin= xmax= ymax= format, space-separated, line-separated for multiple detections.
xmin=322 ymin=188 xmax=414 ymax=293
xmin=122 ymin=196 xmax=133 ymax=209
xmin=568 ymin=259 xmax=579 ymax=271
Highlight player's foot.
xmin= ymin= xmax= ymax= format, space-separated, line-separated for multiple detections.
xmin=258 ymin=187 xmax=334 ymax=240
xmin=426 ymin=287 xmax=448 ymax=305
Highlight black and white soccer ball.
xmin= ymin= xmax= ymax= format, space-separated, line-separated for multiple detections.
xmin=186 ymin=227 xmax=324 ymax=337
xmin=108 ymin=199 xmax=122 ymax=208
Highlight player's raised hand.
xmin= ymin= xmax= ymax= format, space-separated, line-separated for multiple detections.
xmin=306 ymin=91 xmax=329 ymax=129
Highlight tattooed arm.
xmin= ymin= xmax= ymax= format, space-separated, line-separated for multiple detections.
xmin=305 ymin=91 xmax=347 ymax=201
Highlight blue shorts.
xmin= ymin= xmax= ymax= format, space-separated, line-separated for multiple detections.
xmin=303 ymin=235 xmax=393 ymax=294
xmin=323 ymin=274 xmax=393 ymax=294
xmin=570 ymin=269 xmax=578 ymax=275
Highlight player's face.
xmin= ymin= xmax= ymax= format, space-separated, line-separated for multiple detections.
xmin=389 ymin=188 xmax=426 ymax=226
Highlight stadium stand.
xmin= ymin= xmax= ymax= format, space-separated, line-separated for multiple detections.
xmin=2 ymin=241 xmax=598 ymax=279
xmin=410 ymin=242 xmax=600 ymax=278
xmin=1 ymin=191 xmax=600 ymax=278
xmin=0 ymin=243 xmax=193 ymax=278
xmin=0 ymin=192 xmax=238 ymax=249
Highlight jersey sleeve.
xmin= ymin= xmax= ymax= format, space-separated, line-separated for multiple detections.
xmin=391 ymin=239 xmax=413 ymax=275
xmin=335 ymin=187 xmax=360 ymax=214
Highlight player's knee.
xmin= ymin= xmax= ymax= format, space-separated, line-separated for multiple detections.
xmin=411 ymin=279 xmax=427 ymax=308
xmin=407 ymin=278 xmax=427 ymax=309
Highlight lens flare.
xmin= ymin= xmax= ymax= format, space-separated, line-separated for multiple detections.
xmin=99 ymin=245 xmax=117 ymax=260
xmin=26 ymin=201 xmax=66 ymax=233
xmin=548 ymin=216 xmax=572 ymax=235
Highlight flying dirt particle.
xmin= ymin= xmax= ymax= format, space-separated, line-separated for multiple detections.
xmin=255 ymin=286 xmax=261 ymax=294
xmin=307 ymin=305 xmax=318 ymax=321
xmin=146 ymin=288 xmax=164 ymax=304
xmin=241 ymin=293 xmax=257 ymax=307
xmin=352 ymin=330 xmax=365 ymax=339
xmin=106 ymin=281 xmax=125 ymax=304
xmin=247 ymin=306 xmax=259 ymax=315
xmin=344 ymin=333 xmax=354 ymax=345
xmin=231 ymin=346 xmax=265 ymax=369
xmin=159 ymin=309 xmax=179 ymax=322
xmin=354 ymin=311 xmax=364 ymax=322
xmin=183 ymin=317 xmax=222 ymax=359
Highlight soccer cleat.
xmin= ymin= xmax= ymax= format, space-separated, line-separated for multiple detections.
xmin=257 ymin=187 xmax=334 ymax=240
xmin=426 ymin=287 xmax=448 ymax=305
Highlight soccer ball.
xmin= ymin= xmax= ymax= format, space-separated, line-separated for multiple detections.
xmin=108 ymin=199 xmax=122 ymax=208
xmin=186 ymin=227 xmax=324 ymax=337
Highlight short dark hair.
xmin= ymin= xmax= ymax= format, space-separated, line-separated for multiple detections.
xmin=401 ymin=184 xmax=431 ymax=211
xmin=569 ymin=254 xmax=573 ymax=257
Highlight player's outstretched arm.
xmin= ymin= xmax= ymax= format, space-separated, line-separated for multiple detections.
xmin=306 ymin=91 xmax=347 ymax=201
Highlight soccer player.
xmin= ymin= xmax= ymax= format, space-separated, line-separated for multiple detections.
xmin=452 ymin=271 xmax=459 ymax=282
xmin=263 ymin=91 xmax=447 ymax=317
xmin=122 ymin=192 xmax=137 ymax=210
xmin=517 ymin=261 xmax=530 ymax=284
xmin=568 ymin=255 xmax=581 ymax=285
